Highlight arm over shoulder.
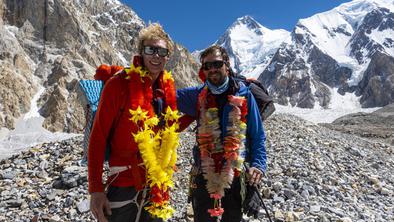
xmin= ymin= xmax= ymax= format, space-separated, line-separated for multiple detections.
xmin=176 ymin=86 xmax=202 ymax=118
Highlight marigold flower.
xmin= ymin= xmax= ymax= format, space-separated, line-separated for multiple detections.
xmin=129 ymin=106 xmax=149 ymax=123
xmin=163 ymin=106 xmax=180 ymax=123
xmin=129 ymin=63 xmax=148 ymax=78
xmin=163 ymin=70 xmax=174 ymax=83
xmin=145 ymin=116 xmax=160 ymax=128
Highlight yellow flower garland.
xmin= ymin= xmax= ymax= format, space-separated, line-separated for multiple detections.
xmin=133 ymin=107 xmax=179 ymax=188
xmin=128 ymin=67 xmax=180 ymax=220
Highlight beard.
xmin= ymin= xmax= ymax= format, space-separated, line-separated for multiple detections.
xmin=207 ymin=71 xmax=226 ymax=86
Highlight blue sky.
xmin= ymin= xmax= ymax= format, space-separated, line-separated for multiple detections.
xmin=122 ymin=0 xmax=351 ymax=51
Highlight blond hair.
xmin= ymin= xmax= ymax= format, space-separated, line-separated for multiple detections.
xmin=138 ymin=23 xmax=174 ymax=55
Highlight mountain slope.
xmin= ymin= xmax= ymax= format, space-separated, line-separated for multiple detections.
xmin=196 ymin=0 xmax=394 ymax=108
xmin=321 ymin=103 xmax=394 ymax=145
xmin=0 ymin=0 xmax=199 ymax=133
xmin=259 ymin=0 xmax=394 ymax=108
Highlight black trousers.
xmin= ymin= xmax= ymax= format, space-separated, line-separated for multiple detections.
xmin=106 ymin=186 xmax=163 ymax=222
xmin=191 ymin=174 xmax=243 ymax=222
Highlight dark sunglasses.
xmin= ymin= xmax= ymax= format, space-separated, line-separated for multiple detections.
xmin=202 ymin=60 xmax=225 ymax=71
xmin=143 ymin=46 xmax=169 ymax=57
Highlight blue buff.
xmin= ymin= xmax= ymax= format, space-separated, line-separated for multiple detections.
xmin=206 ymin=76 xmax=229 ymax=95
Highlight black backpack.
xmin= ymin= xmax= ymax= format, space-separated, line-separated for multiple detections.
xmin=233 ymin=74 xmax=275 ymax=120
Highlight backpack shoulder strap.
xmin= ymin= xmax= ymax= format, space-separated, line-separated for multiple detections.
xmin=232 ymin=74 xmax=275 ymax=120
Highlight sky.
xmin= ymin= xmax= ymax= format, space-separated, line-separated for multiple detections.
xmin=122 ymin=0 xmax=351 ymax=51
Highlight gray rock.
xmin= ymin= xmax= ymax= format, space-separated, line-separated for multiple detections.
xmin=1 ymin=170 xmax=16 ymax=180
xmin=283 ymin=188 xmax=298 ymax=200
xmin=380 ymin=187 xmax=392 ymax=195
xmin=63 ymin=177 xmax=78 ymax=189
xmin=302 ymin=185 xmax=316 ymax=195
xmin=301 ymin=190 xmax=310 ymax=199
xmin=47 ymin=191 xmax=57 ymax=201
xmin=273 ymin=181 xmax=283 ymax=192
xmin=310 ymin=205 xmax=321 ymax=213
xmin=327 ymin=207 xmax=346 ymax=217
xmin=5 ymin=199 xmax=23 ymax=208
xmin=77 ymin=199 xmax=90 ymax=213
xmin=273 ymin=194 xmax=285 ymax=204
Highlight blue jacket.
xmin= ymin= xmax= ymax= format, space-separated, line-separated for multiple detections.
xmin=176 ymin=82 xmax=267 ymax=172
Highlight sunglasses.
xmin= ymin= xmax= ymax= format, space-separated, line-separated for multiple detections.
xmin=143 ymin=46 xmax=169 ymax=57
xmin=202 ymin=60 xmax=225 ymax=71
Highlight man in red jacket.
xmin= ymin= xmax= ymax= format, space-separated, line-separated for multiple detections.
xmin=88 ymin=23 xmax=178 ymax=222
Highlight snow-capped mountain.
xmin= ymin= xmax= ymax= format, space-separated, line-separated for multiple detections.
xmin=214 ymin=15 xmax=290 ymax=78
xmin=198 ymin=0 xmax=394 ymax=109
xmin=0 ymin=0 xmax=199 ymax=132
xmin=259 ymin=0 xmax=394 ymax=108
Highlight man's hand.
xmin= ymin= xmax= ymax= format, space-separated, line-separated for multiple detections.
xmin=90 ymin=192 xmax=111 ymax=222
xmin=248 ymin=167 xmax=264 ymax=186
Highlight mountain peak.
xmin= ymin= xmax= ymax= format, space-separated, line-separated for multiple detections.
xmin=212 ymin=15 xmax=290 ymax=77
xmin=298 ymin=0 xmax=394 ymax=30
xmin=236 ymin=15 xmax=258 ymax=25
xmin=230 ymin=15 xmax=267 ymax=33
xmin=336 ymin=0 xmax=394 ymax=12
xmin=332 ymin=0 xmax=394 ymax=27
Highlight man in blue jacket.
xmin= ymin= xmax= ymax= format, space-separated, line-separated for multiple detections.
xmin=177 ymin=45 xmax=267 ymax=222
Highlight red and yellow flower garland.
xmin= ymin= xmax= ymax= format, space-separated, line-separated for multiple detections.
xmin=126 ymin=64 xmax=180 ymax=220
xmin=197 ymin=86 xmax=248 ymax=218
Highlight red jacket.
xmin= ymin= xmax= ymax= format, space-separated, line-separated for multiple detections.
xmin=88 ymin=62 xmax=196 ymax=193
xmin=88 ymin=73 xmax=147 ymax=193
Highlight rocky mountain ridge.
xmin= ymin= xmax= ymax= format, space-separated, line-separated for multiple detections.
xmin=321 ymin=103 xmax=394 ymax=145
xmin=0 ymin=0 xmax=199 ymax=133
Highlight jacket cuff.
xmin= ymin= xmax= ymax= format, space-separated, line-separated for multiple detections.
xmin=251 ymin=162 xmax=267 ymax=174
